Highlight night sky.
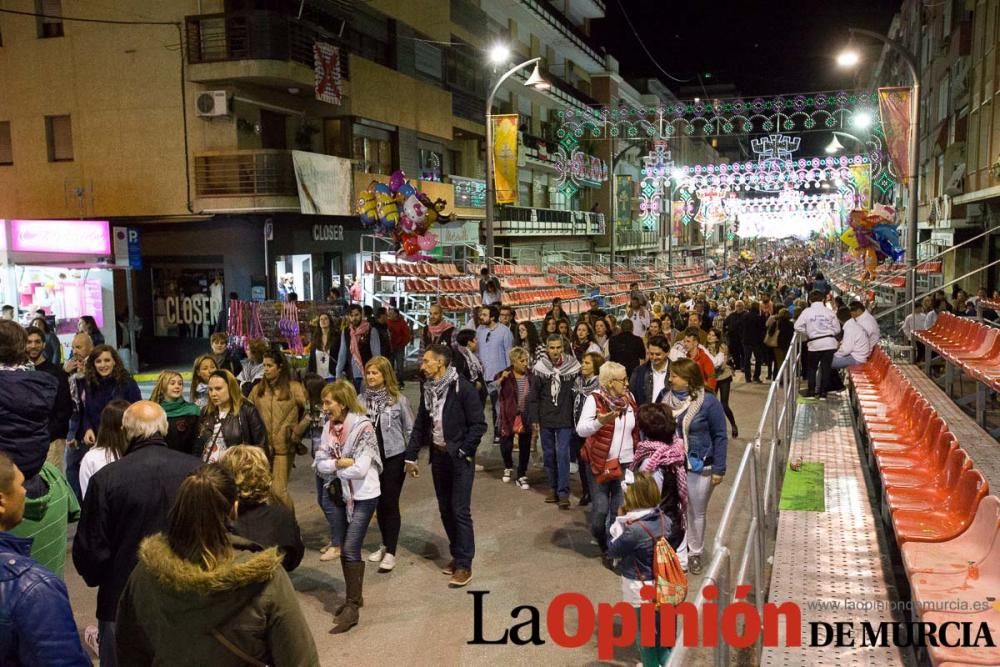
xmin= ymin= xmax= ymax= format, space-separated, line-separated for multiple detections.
xmin=592 ymin=0 xmax=901 ymax=98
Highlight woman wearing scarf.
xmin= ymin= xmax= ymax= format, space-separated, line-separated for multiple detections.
xmin=150 ymin=371 xmax=202 ymax=455
xmin=453 ymin=329 xmax=487 ymax=406
xmin=576 ymin=361 xmax=638 ymax=562
xmin=314 ymin=379 xmax=382 ymax=634
xmin=336 ymin=304 xmax=381 ymax=393
xmin=632 ymin=403 xmax=688 ymax=525
xmin=592 ymin=318 xmax=611 ymax=357
xmin=571 ymin=321 xmax=602 ymax=362
xmin=495 ymin=347 xmax=534 ymax=489
xmin=360 ymin=356 xmax=413 ymax=573
xmin=526 ymin=335 xmax=583 ymax=509
xmin=571 ymin=352 xmax=605 ymax=506
xmin=663 ymin=358 xmax=728 ymax=576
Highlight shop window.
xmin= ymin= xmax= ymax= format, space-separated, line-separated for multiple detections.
xmin=36 ymin=0 xmax=63 ymax=38
xmin=0 ymin=122 xmax=11 ymax=165
xmin=44 ymin=115 xmax=73 ymax=162
xmin=151 ymin=267 xmax=225 ymax=338
xmin=419 ymin=148 xmax=442 ymax=182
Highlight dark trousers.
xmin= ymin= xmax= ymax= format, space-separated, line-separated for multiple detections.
xmin=430 ymin=448 xmax=476 ymax=569
xmin=500 ymin=432 xmax=531 ymax=478
xmin=805 ymin=349 xmax=835 ymax=397
xmin=716 ymin=378 xmax=738 ymax=430
xmin=742 ymin=342 xmax=763 ymax=381
xmin=375 ymin=453 xmax=406 ymax=555
xmin=65 ymin=442 xmax=88 ymax=503
xmin=729 ymin=337 xmax=744 ymax=370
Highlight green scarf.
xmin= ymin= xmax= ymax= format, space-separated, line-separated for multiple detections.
xmin=160 ymin=397 xmax=202 ymax=419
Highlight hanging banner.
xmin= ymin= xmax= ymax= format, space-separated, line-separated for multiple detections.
xmin=292 ymin=151 xmax=352 ymax=215
xmin=616 ymin=175 xmax=633 ymax=228
xmin=491 ymin=114 xmax=519 ymax=205
xmin=878 ymin=87 xmax=911 ymax=181
xmin=314 ymin=42 xmax=343 ymax=105
xmin=848 ymin=163 xmax=872 ymax=210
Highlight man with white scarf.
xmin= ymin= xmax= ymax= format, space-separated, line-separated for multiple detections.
xmin=404 ymin=344 xmax=486 ymax=588
xmin=526 ymin=335 xmax=582 ymax=509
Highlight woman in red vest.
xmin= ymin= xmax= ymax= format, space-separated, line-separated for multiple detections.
xmin=576 ymin=361 xmax=639 ymax=567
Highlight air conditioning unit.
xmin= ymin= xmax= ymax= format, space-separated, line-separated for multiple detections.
xmin=196 ymin=91 xmax=229 ymax=117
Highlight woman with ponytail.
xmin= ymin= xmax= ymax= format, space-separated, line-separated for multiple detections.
xmin=115 ymin=464 xmax=318 ymax=665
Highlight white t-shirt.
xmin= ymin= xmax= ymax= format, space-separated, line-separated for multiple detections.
xmin=79 ymin=448 xmax=117 ymax=499
xmin=204 ymin=408 xmax=230 ymax=463
xmin=651 ymin=366 xmax=668 ymax=404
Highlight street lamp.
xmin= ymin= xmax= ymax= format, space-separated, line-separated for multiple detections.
xmin=484 ymin=50 xmax=549 ymax=273
xmin=825 ymin=130 xmax=866 ymax=154
xmin=839 ymin=27 xmax=921 ymax=358
xmin=825 ymin=136 xmax=845 ymax=154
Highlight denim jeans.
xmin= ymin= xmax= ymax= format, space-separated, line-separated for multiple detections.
xmin=315 ymin=475 xmax=342 ymax=548
xmin=635 ymin=606 xmax=671 ymax=667
xmin=831 ymin=354 xmax=861 ymax=369
xmin=331 ymin=496 xmax=378 ymax=562
xmin=589 ymin=475 xmax=625 ymax=553
xmin=393 ymin=349 xmax=407 ymax=383
xmin=430 ymin=447 xmax=476 ymax=569
xmin=99 ymin=620 xmax=117 ymax=667
xmin=540 ymin=427 xmax=573 ymax=498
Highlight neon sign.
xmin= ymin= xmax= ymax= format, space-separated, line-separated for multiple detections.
xmin=8 ymin=220 xmax=111 ymax=255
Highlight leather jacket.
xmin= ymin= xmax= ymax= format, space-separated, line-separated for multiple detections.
xmin=0 ymin=532 xmax=90 ymax=665
xmin=196 ymin=403 xmax=269 ymax=460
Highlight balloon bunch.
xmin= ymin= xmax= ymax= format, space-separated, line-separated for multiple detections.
xmin=840 ymin=205 xmax=904 ymax=280
xmin=356 ymin=170 xmax=453 ymax=260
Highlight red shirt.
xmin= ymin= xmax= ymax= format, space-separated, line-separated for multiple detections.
xmin=387 ymin=317 xmax=411 ymax=350
xmin=691 ymin=347 xmax=718 ymax=392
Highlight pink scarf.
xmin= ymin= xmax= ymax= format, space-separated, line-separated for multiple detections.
xmin=633 ymin=437 xmax=688 ymax=528
xmin=426 ymin=320 xmax=453 ymax=342
xmin=348 ymin=322 xmax=371 ymax=374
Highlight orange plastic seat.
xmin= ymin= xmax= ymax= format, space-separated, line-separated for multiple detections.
xmin=902 ymin=496 xmax=1000 ymax=575
xmin=924 ymin=609 xmax=1000 ymax=665
xmin=891 ymin=469 xmax=989 ymax=543
xmin=882 ymin=443 xmax=968 ymax=512
xmin=879 ymin=432 xmax=959 ymax=488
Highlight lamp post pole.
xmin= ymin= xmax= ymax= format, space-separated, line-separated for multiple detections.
xmin=484 ymin=57 xmax=541 ymax=275
xmin=848 ymin=27 xmax=921 ymax=358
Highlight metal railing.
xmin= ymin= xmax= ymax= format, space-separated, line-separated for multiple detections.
xmin=185 ymin=11 xmax=340 ymax=71
xmin=193 ymin=150 xmax=297 ymax=197
xmin=666 ymin=333 xmax=802 ymax=666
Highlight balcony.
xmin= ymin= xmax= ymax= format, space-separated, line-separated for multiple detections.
xmin=494 ymin=206 xmax=604 ymax=237
xmin=193 ymin=149 xmax=300 ymax=211
xmin=185 ymin=12 xmax=344 ymax=88
xmin=518 ymin=0 xmax=605 ymax=71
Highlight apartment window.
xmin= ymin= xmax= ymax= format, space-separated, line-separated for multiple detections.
xmin=937 ymin=154 xmax=945 ymax=197
xmin=0 ymin=122 xmax=11 ymax=165
xmin=352 ymin=124 xmax=394 ymax=174
xmin=347 ymin=9 xmax=393 ymax=68
xmin=419 ymin=148 xmax=442 ymax=182
xmin=44 ymin=115 xmax=73 ymax=162
xmin=36 ymin=0 xmax=64 ymax=38
xmin=445 ymin=38 xmax=487 ymax=96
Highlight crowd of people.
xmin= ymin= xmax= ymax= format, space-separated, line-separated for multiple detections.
xmin=0 ymin=244 xmax=901 ymax=665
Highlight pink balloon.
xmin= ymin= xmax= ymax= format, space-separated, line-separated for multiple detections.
xmin=417 ymin=232 xmax=438 ymax=251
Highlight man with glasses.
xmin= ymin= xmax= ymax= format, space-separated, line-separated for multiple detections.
xmin=526 ymin=335 xmax=581 ymax=509
xmin=475 ymin=305 xmax=512 ymax=442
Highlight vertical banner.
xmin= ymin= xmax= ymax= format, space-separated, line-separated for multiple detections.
xmin=616 ymin=175 xmax=633 ymax=229
xmin=314 ymin=42 xmax=343 ymax=105
xmin=491 ymin=114 xmax=519 ymax=205
xmin=848 ymin=163 xmax=873 ymax=210
xmin=877 ymin=87 xmax=912 ymax=181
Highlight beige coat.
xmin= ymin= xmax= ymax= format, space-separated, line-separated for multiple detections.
xmin=251 ymin=381 xmax=310 ymax=456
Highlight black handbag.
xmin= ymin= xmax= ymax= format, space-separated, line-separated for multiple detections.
xmin=326 ymin=477 xmax=346 ymax=507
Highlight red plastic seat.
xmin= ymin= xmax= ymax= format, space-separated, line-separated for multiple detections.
xmin=882 ymin=442 xmax=967 ymax=512
xmin=879 ymin=432 xmax=960 ymax=488
xmin=891 ymin=469 xmax=989 ymax=543
xmin=902 ymin=495 xmax=1000 ymax=575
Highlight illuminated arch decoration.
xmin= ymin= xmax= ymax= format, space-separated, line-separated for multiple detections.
xmin=722 ymin=192 xmax=851 ymax=239
xmin=671 ymin=153 xmax=871 ymax=192
xmin=638 ymin=141 xmax=672 ymax=231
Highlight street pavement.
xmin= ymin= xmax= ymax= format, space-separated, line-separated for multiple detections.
xmin=64 ymin=375 xmax=770 ymax=666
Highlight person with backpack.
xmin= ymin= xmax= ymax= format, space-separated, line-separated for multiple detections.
xmin=607 ymin=472 xmax=685 ymax=667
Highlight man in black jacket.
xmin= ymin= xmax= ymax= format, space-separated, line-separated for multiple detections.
xmin=72 ymin=401 xmax=199 ymax=666
xmin=629 ymin=335 xmax=670 ymax=405
xmin=526 ymin=335 xmax=581 ymax=509
xmin=404 ymin=345 xmax=486 ymax=589
xmin=742 ymin=302 xmax=767 ymax=383
xmin=724 ymin=300 xmax=747 ymax=372
xmin=608 ymin=318 xmax=646 ymax=379
xmin=24 ymin=327 xmax=72 ymax=472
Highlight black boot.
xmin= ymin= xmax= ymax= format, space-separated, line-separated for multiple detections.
xmin=331 ymin=559 xmax=365 ymax=634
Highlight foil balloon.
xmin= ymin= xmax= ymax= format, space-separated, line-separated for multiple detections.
xmin=402 ymin=194 xmax=428 ymax=226
xmin=398 ymin=182 xmax=416 ymax=199
xmin=399 ymin=213 xmax=417 ymax=233
xmin=417 ymin=232 xmax=438 ymax=251
xmin=399 ymin=233 xmax=420 ymax=257
xmin=373 ymin=182 xmax=392 ymax=196
xmin=389 ymin=170 xmax=407 ymax=193
xmin=840 ymin=227 xmax=859 ymax=251
xmin=356 ymin=191 xmax=378 ymax=227
xmin=375 ymin=190 xmax=400 ymax=230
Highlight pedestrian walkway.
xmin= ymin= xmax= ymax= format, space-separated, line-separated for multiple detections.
xmin=763 ymin=397 xmax=904 ymax=665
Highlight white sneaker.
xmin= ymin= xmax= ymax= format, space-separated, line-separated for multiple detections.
xmin=570 ymin=462 xmax=579 ymax=474
xmin=378 ymin=553 xmax=396 ymax=571
xmin=320 ymin=545 xmax=341 ymax=562
xmin=502 ymin=468 xmax=512 ymax=483
xmin=474 ymin=463 xmax=485 ymax=472
xmin=517 ymin=476 xmax=529 ymax=490
xmin=368 ymin=546 xmax=386 ymax=563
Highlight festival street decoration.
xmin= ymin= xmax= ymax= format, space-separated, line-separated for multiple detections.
xmin=877 ymin=87 xmax=913 ymax=182
xmin=552 ymin=145 xmax=609 ymax=198
xmin=491 ymin=114 xmax=520 ymax=205
xmin=749 ymin=133 xmax=801 ymax=191
xmin=639 ymin=141 xmax=672 ymax=231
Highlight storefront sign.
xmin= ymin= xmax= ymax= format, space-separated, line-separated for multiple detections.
xmin=312 ymin=224 xmax=345 ymax=242
xmin=9 ymin=219 xmax=111 ymax=255
xmin=436 ymin=220 xmax=479 ymax=245
xmin=164 ymin=294 xmax=216 ymax=328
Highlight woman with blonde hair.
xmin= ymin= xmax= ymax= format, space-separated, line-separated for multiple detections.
xmin=250 ymin=350 xmax=310 ymax=508
xmin=150 ymin=370 xmax=202 ymax=455
xmin=360 ymin=356 xmax=413 ymax=572
xmin=220 ymin=446 xmax=304 ymax=572
xmin=115 ymin=464 xmax=319 ymax=665
xmin=196 ymin=370 xmax=267 ymax=462
xmin=190 ymin=354 xmax=218 ymax=408
xmin=314 ymin=380 xmax=381 ymax=633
